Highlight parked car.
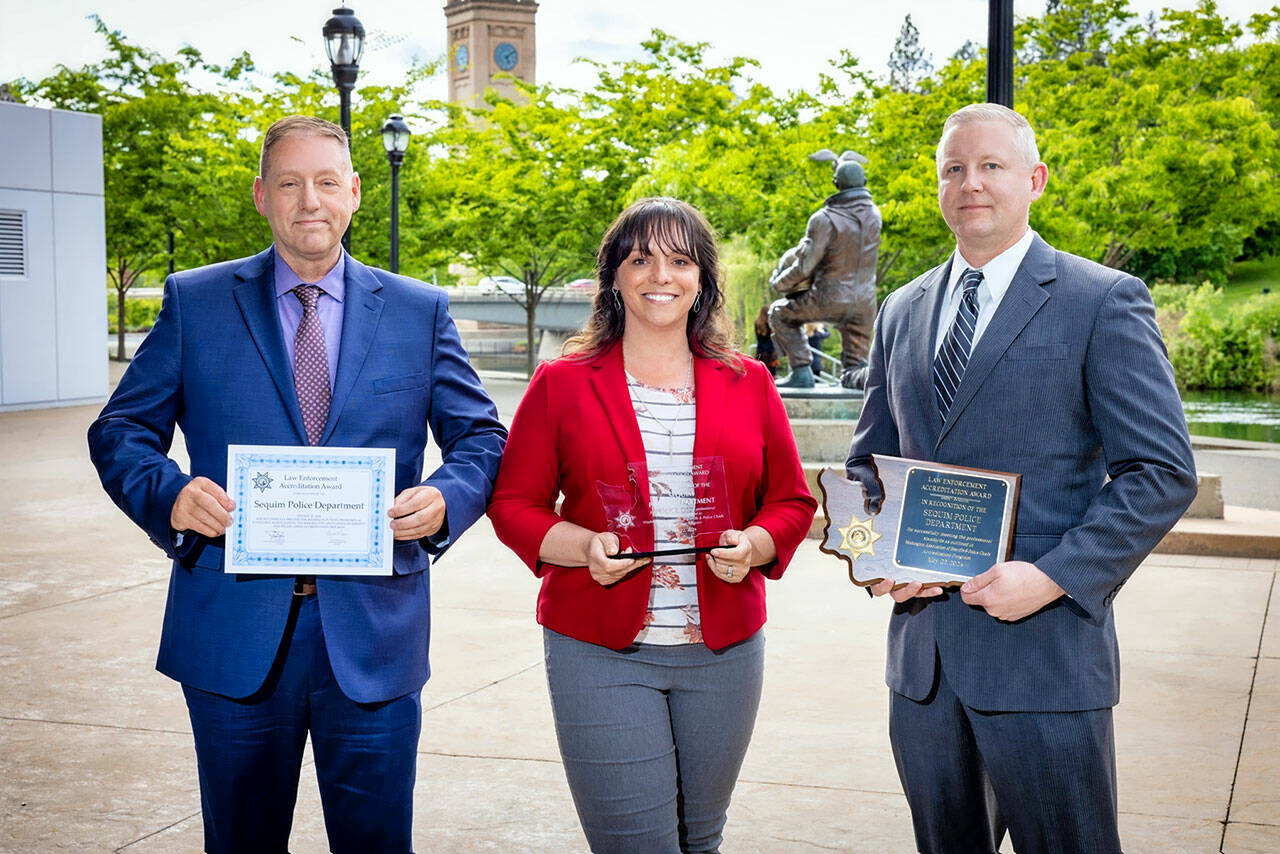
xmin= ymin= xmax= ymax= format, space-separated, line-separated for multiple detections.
xmin=477 ymin=275 xmax=524 ymax=295
xmin=565 ymin=278 xmax=597 ymax=291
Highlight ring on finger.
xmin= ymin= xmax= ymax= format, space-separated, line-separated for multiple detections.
xmin=726 ymin=566 xmax=734 ymax=579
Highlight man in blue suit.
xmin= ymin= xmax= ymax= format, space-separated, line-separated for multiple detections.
xmin=88 ymin=115 xmax=507 ymax=853
xmin=846 ymin=104 xmax=1196 ymax=853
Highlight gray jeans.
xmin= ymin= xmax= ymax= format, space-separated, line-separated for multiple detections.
xmin=543 ymin=628 xmax=765 ymax=854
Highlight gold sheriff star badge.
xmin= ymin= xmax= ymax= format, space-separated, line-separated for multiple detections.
xmin=838 ymin=514 xmax=881 ymax=559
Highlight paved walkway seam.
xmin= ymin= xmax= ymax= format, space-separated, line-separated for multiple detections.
xmin=1220 ymin=571 xmax=1276 ymax=852
xmin=113 ymin=811 xmax=201 ymax=852
xmin=0 ymin=714 xmax=187 ymax=737
xmin=422 ymin=660 xmax=542 ymax=712
xmin=0 ymin=576 xmax=166 ymax=621
xmin=736 ymin=778 xmax=902 ymax=796
xmin=415 ymin=750 xmax=562 ymax=764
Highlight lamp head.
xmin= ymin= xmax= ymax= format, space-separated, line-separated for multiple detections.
xmin=323 ymin=6 xmax=365 ymax=69
xmin=382 ymin=114 xmax=411 ymax=164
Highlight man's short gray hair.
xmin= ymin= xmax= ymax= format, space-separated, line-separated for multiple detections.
xmin=259 ymin=115 xmax=350 ymax=179
xmin=937 ymin=103 xmax=1041 ymax=169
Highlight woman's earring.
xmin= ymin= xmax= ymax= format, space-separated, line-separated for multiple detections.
xmin=691 ymin=291 xmax=704 ymax=314
xmin=611 ymin=288 xmax=623 ymax=312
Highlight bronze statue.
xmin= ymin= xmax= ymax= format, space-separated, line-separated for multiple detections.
xmin=769 ymin=149 xmax=882 ymax=389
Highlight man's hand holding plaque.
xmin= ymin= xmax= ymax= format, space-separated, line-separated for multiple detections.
xmin=819 ymin=455 xmax=1020 ymax=590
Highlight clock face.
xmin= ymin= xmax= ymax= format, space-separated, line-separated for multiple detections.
xmin=455 ymin=44 xmax=469 ymax=71
xmin=494 ymin=41 xmax=519 ymax=71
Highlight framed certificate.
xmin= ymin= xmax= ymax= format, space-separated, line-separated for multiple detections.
xmin=818 ymin=455 xmax=1020 ymax=588
xmin=226 ymin=445 xmax=395 ymax=575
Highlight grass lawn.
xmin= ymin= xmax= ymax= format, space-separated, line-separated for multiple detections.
xmin=1224 ymin=254 xmax=1280 ymax=308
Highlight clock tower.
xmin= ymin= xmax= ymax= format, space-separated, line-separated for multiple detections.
xmin=444 ymin=0 xmax=538 ymax=104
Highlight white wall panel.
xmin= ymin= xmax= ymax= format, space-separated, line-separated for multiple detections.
xmin=0 ymin=189 xmax=57 ymax=405
xmin=54 ymin=193 xmax=107 ymax=400
xmin=0 ymin=104 xmax=52 ymax=192
xmin=51 ymin=110 xmax=104 ymax=196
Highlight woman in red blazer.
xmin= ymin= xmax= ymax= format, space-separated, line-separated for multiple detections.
xmin=489 ymin=197 xmax=816 ymax=853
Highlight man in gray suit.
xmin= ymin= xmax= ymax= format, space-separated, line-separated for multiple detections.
xmin=846 ymin=103 xmax=1196 ymax=853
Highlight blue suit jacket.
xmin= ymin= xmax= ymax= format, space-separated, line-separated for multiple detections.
xmin=847 ymin=236 xmax=1196 ymax=712
xmin=88 ymin=248 xmax=506 ymax=704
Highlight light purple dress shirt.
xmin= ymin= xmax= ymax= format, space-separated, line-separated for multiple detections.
xmin=274 ymin=250 xmax=345 ymax=390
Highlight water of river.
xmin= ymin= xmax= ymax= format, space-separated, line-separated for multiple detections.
xmin=1181 ymin=390 xmax=1280 ymax=443
xmin=459 ymin=349 xmax=1280 ymax=445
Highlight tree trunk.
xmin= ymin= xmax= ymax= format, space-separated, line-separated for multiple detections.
xmin=526 ymin=291 xmax=537 ymax=379
xmin=115 ymin=275 xmax=127 ymax=362
xmin=116 ymin=291 xmax=126 ymax=360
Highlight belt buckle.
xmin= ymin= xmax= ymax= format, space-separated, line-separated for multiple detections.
xmin=293 ymin=577 xmax=317 ymax=597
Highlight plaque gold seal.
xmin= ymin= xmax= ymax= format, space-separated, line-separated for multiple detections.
xmin=838 ymin=514 xmax=881 ymax=559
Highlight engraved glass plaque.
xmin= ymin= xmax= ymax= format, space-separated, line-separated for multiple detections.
xmin=598 ymin=456 xmax=733 ymax=559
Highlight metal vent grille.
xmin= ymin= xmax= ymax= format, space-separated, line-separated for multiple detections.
xmin=0 ymin=210 xmax=26 ymax=277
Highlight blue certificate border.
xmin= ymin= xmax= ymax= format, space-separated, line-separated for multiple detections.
xmin=230 ymin=450 xmax=389 ymax=569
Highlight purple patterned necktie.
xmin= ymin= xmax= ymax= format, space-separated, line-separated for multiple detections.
xmin=292 ymin=285 xmax=331 ymax=445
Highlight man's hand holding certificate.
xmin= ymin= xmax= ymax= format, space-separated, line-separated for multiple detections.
xmin=226 ymin=445 xmax=395 ymax=575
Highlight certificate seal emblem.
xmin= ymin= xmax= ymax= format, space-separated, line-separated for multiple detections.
xmin=614 ymin=510 xmax=636 ymax=531
xmin=252 ymin=471 xmax=273 ymax=492
xmin=838 ymin=514 xmax=881 ymax=559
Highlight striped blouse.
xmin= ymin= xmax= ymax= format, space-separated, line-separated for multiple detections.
xmin=626 ymin=372 xmax=702 ymax=645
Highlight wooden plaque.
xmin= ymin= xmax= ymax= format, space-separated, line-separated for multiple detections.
xmin=818 ymin=455 xmax=1020 ymax=588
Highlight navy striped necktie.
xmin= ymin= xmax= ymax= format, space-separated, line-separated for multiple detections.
xmin=933 ymin=268 xmax=983 ymax=420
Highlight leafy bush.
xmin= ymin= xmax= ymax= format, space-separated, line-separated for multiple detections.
xmin=1163 ymin=283 xmax=1280 ymax=391
xmin=1149 ymin=283 xmax=1194 ymax=311
xmin=720 ymin=236 xmax=774 ymax=350
xmin=106 ymin=295 xmax=162 ymax=333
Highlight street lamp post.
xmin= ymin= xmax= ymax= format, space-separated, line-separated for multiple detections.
xmin=381 ymin=114 xmax=411 ymax=274
xmin=987 ymin=0 xmax=1014 ymax=107
xmin=323 ymin=5 xmax=364 ymax=251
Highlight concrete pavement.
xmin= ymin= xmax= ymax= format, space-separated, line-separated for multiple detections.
xmin=1 ymin=372 xmax=1277 ymax=852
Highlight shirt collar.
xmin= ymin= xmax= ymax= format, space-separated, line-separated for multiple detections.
xmin=948 ymin=228 xmax=1036 ymax=303
xmin=273 ymin=250 xmax=347 ymax=303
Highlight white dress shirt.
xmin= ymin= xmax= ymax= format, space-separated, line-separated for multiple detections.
xmin=933 ymin=228 xmax=1036 ymax=357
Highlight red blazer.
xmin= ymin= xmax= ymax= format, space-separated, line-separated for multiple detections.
xmin=488 ymin=345 xmax=817 ymax=650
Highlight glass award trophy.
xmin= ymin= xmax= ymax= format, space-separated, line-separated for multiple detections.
xmin=597 ymin=456 xmax=733 ymax=559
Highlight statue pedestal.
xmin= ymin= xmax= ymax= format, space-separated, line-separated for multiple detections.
xmin=778 ymin=387 xmax=865 ymax=538
xmin=779 ymin=387 xmax=864 ymax=422
xmin=776 ymin=385 xmax=863 ymax=400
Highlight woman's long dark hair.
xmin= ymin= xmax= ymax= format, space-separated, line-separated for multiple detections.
xmin=563 ymin=197 xmax=742 ymax=370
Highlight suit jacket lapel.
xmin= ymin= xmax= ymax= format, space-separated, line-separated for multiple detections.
xmin=938 ymin=236 xmax=1056 ymax=445
xmin=233 ymin=247 xmax=307 ymax=443
xmin=323 ymin=254 xmax=385 ymax=444
xmin=588 ymin=345 xmax=647 ymax=466
xmin=907 ymin=258 xmax=953 ymax=439
xmin=692 ymin=356 xmax=726 ymax=462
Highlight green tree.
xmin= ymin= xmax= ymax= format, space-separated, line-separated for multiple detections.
xmin=888 ymin=14 xmax=934 ymax=93
xmin=426 ymin=82 xmax=619 ymax=376
xmin=1022 ymin=0 xmax=1280 ymax=280
xmin=14 ymin=17 xmax=233 ymax=359
xmin=14 ymin=22 xmax=450 ymax=357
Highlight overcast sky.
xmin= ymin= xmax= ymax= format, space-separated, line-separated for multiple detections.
xmin=2 ymin=0 xmax=1270 ymax=100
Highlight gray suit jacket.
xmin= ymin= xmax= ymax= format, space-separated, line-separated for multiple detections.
xmin=847 ymin=235 xmax=1196 ymax=712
